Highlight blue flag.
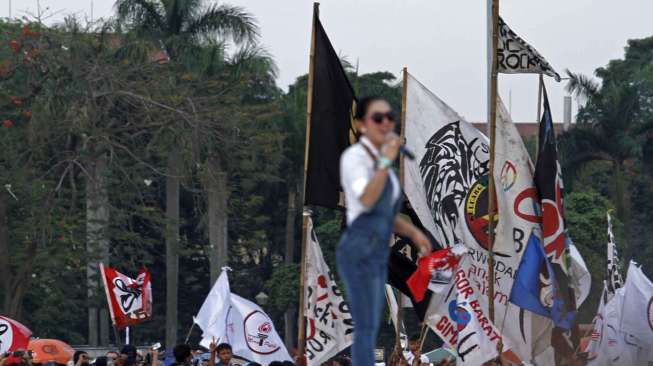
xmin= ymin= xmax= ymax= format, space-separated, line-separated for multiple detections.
xmin=510 ymin=232 xmax=576 ymax=329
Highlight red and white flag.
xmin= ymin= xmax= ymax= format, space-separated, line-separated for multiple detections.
xmin=407 ymin=245 xmax=465 ymax=302
xmin=0 ymin=315 xmax=32 ymax=355
xmin=100 ymin=264 xmax=152 ymax=329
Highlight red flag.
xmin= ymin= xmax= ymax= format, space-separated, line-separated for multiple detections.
xmin=100 ymin=264 xmax=152 ymax=329
xmin=407 ymin=247 xmax=461 ymax=302
xmin=0 ymin=315 xmax=32 ymax=356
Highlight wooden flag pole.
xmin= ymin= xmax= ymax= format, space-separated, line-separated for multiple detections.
xmin=487 ymin=0 xmax=500 ymax=324
xmin=297 ymin=2 xmax=319 ymax=360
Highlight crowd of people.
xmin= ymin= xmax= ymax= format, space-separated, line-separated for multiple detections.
xmin=0 ymin=337 xmax=461 ymax=366
xmin=0 ymin=341 xmax=294 ymax=366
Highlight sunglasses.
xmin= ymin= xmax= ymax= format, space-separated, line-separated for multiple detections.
xmin=369 ymin=111 xmax=395 ymax=124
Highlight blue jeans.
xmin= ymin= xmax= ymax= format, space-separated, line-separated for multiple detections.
xmin=337 ymin=226 xmax=390 ymax=366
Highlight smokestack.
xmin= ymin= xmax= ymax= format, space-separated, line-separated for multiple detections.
xmin=563 ymin=96 xmax=572 ymax=131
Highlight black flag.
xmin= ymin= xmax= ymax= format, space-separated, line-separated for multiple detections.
xmin=304 ymin=14 xmax=356 ymax=208
xmin=533 ymin=84 xmax=577 ymax=328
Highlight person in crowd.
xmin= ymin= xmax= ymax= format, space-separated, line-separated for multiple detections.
xmin=403 ymin=335 xmax=428 ymax=366
xmin=119 ymin=346 xmax=138 ymax=366
xmin=211 ymin=344 xmax=232 ymax=366
xmin=336 ymin=95 xmax=431 ymax=366
xmin=74 ymin=351 xmax=90 ymax=366
xmin=94 ymin=356 xmax=109 ymax=366
xmin=172 ymin=345 xmax=192 ymax=366
xmin=105 ymin=352 xmax=119 ymax=366
xmin=332 ymin=357 xmax=350 ymax=366
xmin=146 ymin=345 xmax=162 ymax=366
xmin=0 ymin=350 xmax=32 ymax=366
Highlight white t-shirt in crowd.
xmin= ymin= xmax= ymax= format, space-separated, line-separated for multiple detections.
xmin=339 ymin=136 xmax=400 ymax=225
xmin=403 ymin=351 xmax=429 ymax=366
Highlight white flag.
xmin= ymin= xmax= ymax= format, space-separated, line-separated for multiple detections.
xmin=194 ymin=268 xmax=231 ymax=336
xmin=428 ymin=256 xmax=517 ymax=365
xmin=598 ymin=287 xmax=643 ymax=365
xmin=304 ymin=218 xmax=353 ymax=366
xmin=404 ymin=72 xmax=485 ymax=249
xmin=196 ymin=270 xmax=292 ymax=365
xmin=568 ymin=243 xmax=591 ymax=306
xmin=404 ymin=73 xmax=534 ymax=361
xmin=620 ymin=261 xmax=653 ymax=345
xmin=497 ymin=16 xmax=560 ymax=81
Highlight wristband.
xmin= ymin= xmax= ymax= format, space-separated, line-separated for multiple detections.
xmin=378 ymin=157 xmax=393 ymax=170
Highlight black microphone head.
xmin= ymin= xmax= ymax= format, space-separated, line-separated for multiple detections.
xmin=400 ymin=145 xmax=415 ymax=160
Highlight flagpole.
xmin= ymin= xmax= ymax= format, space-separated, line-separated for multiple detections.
xmin=183 ymin=322 xmax=195 ymax=344
xmin=487 ymin=0 xmax=500 ymax=324
xmin=537 ymin=74 xmax=543 ymax=123
xmin=297 ymin=2 xmax=319 ymax=360
xmin=391 ymin=67 xmax=409 ymax=353
xmin=535 ymin=74 xmax=543 ymax=161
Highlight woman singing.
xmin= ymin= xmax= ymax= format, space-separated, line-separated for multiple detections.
xmin=336 ymin=96 xmax=432 ymax=366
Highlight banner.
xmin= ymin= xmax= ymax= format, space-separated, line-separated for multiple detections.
xmin=100 ymin=264 xmax=152 ymax=329
xmin=428 ymin=256 xmax=516 ymax=365
xmin=606 ymin=211 xmax=624 ymax=299
xmin=532 ymin=85 xmax=576 ymax=329
xmin=0 ymin=315 xmax=32 ymax=355
xmin=304 ymin=13 xmax=356 ymax=208
xmin=304 ymin=218 xmax=353 ymax=366
xmin=620 ymin=261 xmax=653 ymax=345
xmin=404 ymin=73 xmax=535 ymax=360
xmin=497 ymin=16 xmax=561 ymax=81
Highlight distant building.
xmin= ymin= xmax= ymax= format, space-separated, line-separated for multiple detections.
xmin=471 ymin=122 xmax=566 ymax=139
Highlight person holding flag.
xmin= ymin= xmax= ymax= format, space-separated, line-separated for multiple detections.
xmin=337 ymin=96 xmax=431 ymax=366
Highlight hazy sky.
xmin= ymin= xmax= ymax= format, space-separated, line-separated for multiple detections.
xmin=3 ymin=0 xmax=652 ymax=122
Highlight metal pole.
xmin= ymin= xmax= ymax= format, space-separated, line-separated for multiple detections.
xmin=487 ymin=0 xmax=500 ymax=324
xmin=297 ymin=2 xmax=319 ymax=359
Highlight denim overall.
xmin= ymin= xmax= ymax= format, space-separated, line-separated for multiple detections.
xmin=336 ymin=171 xmax=402 ymax=366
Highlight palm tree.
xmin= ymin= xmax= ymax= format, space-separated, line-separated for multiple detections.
xmin=562 ymin=69 xmax=645 ymax=244
xmin=115 ymin=0 xmax=264 ymax=348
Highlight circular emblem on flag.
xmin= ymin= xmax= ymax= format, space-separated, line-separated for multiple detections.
xmin=648 ymin=297 xmax=653 ymax=331
xmin=464 ymin=177 xmax=497 ymax=250
xmin=0 ymin=318 xmax=13 ymax=354
xmin=243 ymin=310 xmax=282 ymax=355
xmin=500 ymin=161 xmax=517 ymax=192
xmin=448 ymin=300 xmax=471 ymax=331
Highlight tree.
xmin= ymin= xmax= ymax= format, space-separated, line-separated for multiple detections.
xmin=562 ymin=36 xmax=653 ymax=261
xmin=115 ymin=0 xmax=262 ymax=347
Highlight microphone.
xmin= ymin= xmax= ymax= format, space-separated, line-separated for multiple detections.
xmin=386 ymin=132 xmax=415 ymax=160
xmin=400 ymin=145 xmax=415 ymax=160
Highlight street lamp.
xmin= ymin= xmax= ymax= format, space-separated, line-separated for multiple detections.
xmin=255 ymin=291 xmax=269 ymax=306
